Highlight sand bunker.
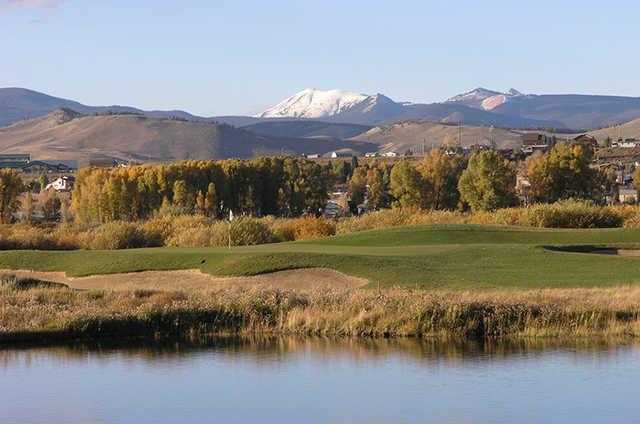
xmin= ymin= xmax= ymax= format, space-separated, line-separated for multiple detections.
xmin=0 ymin=268 xmax=367 ymax=291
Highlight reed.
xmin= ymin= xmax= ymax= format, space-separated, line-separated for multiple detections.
xmin=4 ymin=282 xmax=640 ymax=342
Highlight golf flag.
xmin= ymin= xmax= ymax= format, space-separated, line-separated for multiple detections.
xmin=229 ymin=210 xmax=234 ymax=221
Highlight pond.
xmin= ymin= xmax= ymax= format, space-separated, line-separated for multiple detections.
xmin=1 ymin=337 xmax=639 ymax=423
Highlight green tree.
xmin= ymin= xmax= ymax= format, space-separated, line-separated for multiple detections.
xmin=389 ymin=159 xmax=423 ymax=208
xmin=458 ymin=151 xmax=517 ymax=211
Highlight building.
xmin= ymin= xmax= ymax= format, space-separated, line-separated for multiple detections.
xmin=323 ymin=200 xmax=347 ymax=218
xmin=364 ymin=152 xmax=378 ymax=158
xmin=0 ymin=154 xmax=31 ymax=169
xmin=22 ymin=160 xmax=77 ymax=174
xmin=612 ymin=138 xmax=640 ymax=148
xmin=573 ymin=134 xmax=599 ymax=148
xmin=522 ymin=133 xmax=550 ymax=147
xmin=330 ymin=151 xmax=352 ymax=158
xmin=45 ymin=176 xmax=75 ymax=192
xmin=619 ymin=188 xmax=638 ymax=204
xmin=89 ymin=159 xmax=119 ymax=168
xmin=381 ymin=151 xmax=398 ymax=158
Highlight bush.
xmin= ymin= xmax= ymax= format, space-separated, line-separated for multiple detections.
xmin=273 ymin=216 xmax=336 ymax=241
xmin=522 ymin=200 xmax=623 ymax=228
xmin=78 ymin=221 xmax=147 ymax=250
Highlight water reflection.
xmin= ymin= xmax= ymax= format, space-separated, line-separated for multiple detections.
xmin=2 ymin=336 xmax=637 ymax=368
xmin=1 ymin=337 xmax=639 ymax=424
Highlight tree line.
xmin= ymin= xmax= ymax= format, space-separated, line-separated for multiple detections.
xmin=0 ymin=141 xmax=621 ymax=225
xmin=71 ymin=157 xmax=333 ymax=224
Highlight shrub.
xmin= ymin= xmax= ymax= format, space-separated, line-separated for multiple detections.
xmin=522 ymin=200 xmax=623 ymax=228
xmin=78 ymin=221 xmax=147 ymax=250
xmin=273 ymin=216 xmax=336 ymax=241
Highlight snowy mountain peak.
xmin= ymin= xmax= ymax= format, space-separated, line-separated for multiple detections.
xmin=446 ymin=87 xmax=525 ymax=111
xmin=257 ymin=89 xmax=369 ymax=119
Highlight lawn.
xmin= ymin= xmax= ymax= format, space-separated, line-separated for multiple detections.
xmin=2 ymin=224 xmax=640 ymax=290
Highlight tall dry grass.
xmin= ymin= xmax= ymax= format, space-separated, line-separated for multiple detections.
xmin=3 ymin=275 xmax=640 ymax=341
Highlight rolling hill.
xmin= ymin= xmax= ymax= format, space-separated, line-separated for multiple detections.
xmin=0 ymin=109 xmax=376 ymax=164
xmin=350 ymin=121 xmax=523 ymax=153
xmin=243 ymin=120 xmax=372 ymax=139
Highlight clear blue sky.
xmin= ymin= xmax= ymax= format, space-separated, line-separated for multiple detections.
xmin=2 ymin=0 xmax=639 ymax=116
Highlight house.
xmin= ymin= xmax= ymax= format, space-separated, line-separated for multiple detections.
xmin=522 ymin=133 xmax=549 ymax=147
xmin=612 ymin=138 xmax=640 ymax=148
xmin=364 ymin=152 xmax=378 ymax=158
xmin=305 ymin=154 xmax=320 ymax=159
xmin=323 ymin=200 xmax=347 ymax=218
xmin=89 ymin=159 xmax=119 ymax=168
xmin=45 ymin=176 xmax=75 ymax=192
xmin=381 ymin=151 xmax=398 ymax=158
xmin=22 ymin=160 xmax=77 ymax=174
xmin=619 ymin=188 xmax=638 ymax=204
xmin=573 ymin=134 xmax=599 ymax=148
xmin=0 ymin=153 xmax=31 ymax=170
xmin=330 ymin=151 xmax=352 ymax=158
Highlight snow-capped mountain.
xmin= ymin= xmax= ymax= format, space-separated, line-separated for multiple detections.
xmin=257 ymin=89 xmax=369 ymax=119
xmin=255 ymin=88 xmax=558 ymax=127
xmin=446 ymin=87 xmax=525 ymax=111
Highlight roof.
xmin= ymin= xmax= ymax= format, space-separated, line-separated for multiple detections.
xmin=619 ymin=188 xmax=638 ymax=195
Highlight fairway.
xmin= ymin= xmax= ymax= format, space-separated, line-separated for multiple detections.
xmin=2 ymin=224 xmax=640 ymax=290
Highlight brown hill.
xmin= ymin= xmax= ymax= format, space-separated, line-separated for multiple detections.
xmin=350 ymin=121 xmax=523 ymax=153
xmin=0 ymin=109 xmax=375 ymax=164
xmin=585 ymin=118 xmax=640 ymax=141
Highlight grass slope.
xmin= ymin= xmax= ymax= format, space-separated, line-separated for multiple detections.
xmin=2 ymin=224 xmax=640 ymax=290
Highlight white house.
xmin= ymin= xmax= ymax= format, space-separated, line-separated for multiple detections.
xmin=381 ymin=151 xmax=398 ymax=157
xmin=45 ymin=176 xmax=75 ymax=192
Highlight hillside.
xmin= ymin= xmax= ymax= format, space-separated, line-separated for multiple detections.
xmin=585 ymin=118 xmax=640 ymax=141
xmin=0 ymin=87 xmax=210 ymax=128
xmin=0 ymin=109 xmax=375 ymax=163
xmin=350 ymin=121 xmax=523 ymax=153
xmin=243 ymin=120 xmax=372 ymax=139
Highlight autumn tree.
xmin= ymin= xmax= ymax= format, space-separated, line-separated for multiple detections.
xmin=22 ymin=192 xmax=35 ymax=224
xmin=389 ymin=159 xmax=423 ymax=208
xmin=458 ymin=150 xmax=517 ymax=211
xmin=527 ymin=142 xmax=601 ymax=203
xmin=416 ymin=149 xmax=465 ymax=210
xmin=348 ymin=167 xmax=368 ymax=210
xmin=366 ymin=166 xmax=386 ymax=208
xmin=0 ymin=169 xmax=24 ymax=224
xmin=41 ymin=190 xmax=62 ymax=222
xmin=204 ymin=182 xmax=218 ymax=217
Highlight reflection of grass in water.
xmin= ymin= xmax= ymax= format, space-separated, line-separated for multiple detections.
xmin=5 ymin=282 xmax=640 ymax=342
xmin=1 ymin=336 xmax=637 ymax=369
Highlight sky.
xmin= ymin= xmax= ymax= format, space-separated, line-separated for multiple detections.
xmin=2 ymin=0 xmax=640 ymax=116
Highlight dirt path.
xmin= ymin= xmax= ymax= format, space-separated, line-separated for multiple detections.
xmin=0 ymin=268 xmax=368 ymax=291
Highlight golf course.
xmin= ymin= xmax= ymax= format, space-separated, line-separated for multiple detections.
xmin=2 ymin=224 xmax=640 ymax=290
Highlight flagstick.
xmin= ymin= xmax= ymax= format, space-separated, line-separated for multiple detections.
xmin=228 ymin=210 xmax=233 ymax=250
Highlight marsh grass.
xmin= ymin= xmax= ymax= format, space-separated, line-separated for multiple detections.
xmin=4 ymin=282 xmax=640 ymax=342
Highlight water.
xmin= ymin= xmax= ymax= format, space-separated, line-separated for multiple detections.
xmin=1 ymin=337 xmax=639 ymax=423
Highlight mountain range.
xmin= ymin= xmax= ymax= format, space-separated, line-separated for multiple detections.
xmin=6 ymin=86 xmax=640 ymax=131
xmin=4 ymin=86 xmax=640 ymax=163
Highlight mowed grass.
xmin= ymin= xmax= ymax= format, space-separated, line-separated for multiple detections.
xmin=2 ymin=224 xmax=640 ymax=290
